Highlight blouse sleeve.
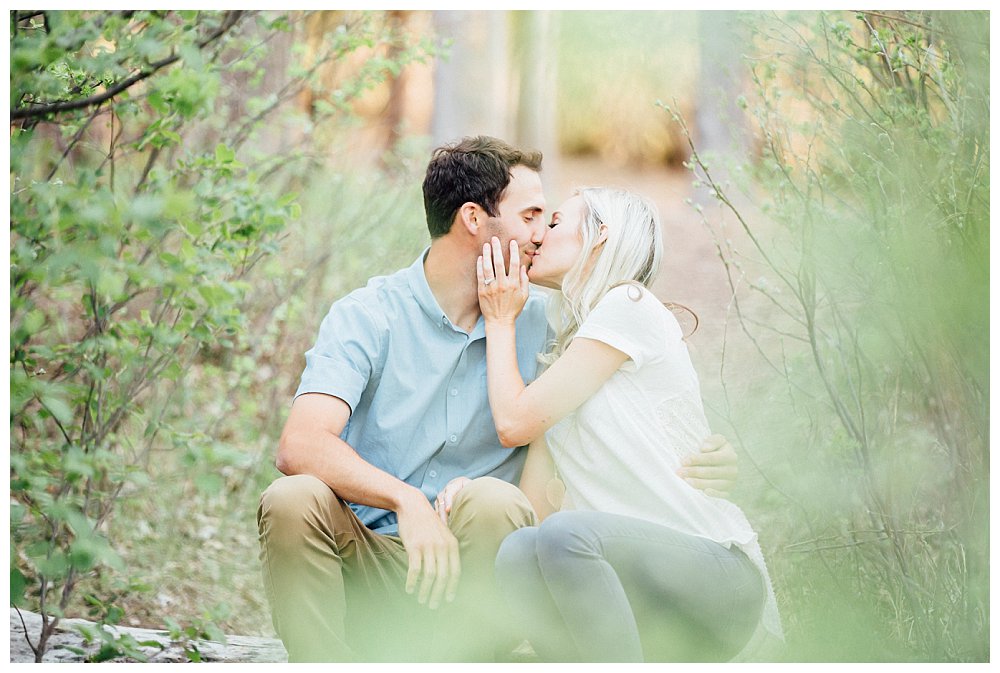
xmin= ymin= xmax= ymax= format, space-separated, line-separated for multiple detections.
xmin=574 ymin=284 xmax=670 ymax=371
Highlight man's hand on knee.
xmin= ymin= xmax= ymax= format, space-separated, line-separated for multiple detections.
xmin=677 ymin=434 xmax=738 ymax=498
xmin=396 ymin=490 xmax=461 ymax=610
xmin=435 ymin=476 xmax=471 ymax=525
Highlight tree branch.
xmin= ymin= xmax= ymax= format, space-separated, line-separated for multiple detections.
xmin=11 ymin=11 xmax=244 ymax=121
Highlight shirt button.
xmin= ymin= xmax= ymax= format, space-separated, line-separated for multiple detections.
xmin=449 ymin=434 xmax=457 ymax=443
xmin=450 ymin=388 xmax=458 ymax=396
xmin=429 ymin=470 xmax=438 ymax=478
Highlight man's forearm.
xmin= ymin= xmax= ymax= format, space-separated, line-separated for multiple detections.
xmin=277 ymin=429 xmax=425 ymax=514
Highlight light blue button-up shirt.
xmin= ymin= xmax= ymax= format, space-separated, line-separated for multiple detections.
xmin=295 ymin=249 xmax=550 ymax=534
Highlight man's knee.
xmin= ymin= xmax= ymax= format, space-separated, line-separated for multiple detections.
xmin=449 ymin=477 xmax=536 ymax=538
xmin=258 ymin=474 xmax=340 ymax=547
xmin=259 ymin=473 xmax=330 ymax=520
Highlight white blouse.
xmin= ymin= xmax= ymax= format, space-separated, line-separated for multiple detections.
xmin=545 ymin=284 xmax=782 ymax=641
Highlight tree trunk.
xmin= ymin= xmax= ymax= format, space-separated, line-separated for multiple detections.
xmin=511 ymin=10 xmax=559 ymax=191
xmin=430 ymin=11 xmax=512 ymax=146
xmin=694 ymin=11 xmax=753 ymax=160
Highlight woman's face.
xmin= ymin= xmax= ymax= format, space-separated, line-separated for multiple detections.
xmin=527 ymin=195 xmax=587 ymax=290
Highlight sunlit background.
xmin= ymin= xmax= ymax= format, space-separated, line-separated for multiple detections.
xmin=9 ymin=10 xmax=989 ymax=662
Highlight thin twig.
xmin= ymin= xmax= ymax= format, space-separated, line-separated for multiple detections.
xmin=14 ymin=605 xmax=41 ymax=660
xmin=45 ymin=103 xmax=105 ymax=181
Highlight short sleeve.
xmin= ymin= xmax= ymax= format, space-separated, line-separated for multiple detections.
xmin=574 ymin=285 xmax=669 ymax=370
xmin=294 ymin=293 xmax=385 ymax=412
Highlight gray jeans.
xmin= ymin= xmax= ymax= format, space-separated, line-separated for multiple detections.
xmin=495 ymin=510 xmax=764 ymax=662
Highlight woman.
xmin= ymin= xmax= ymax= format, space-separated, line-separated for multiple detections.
xmin=475 ymin=187 xmax=781 ymax=662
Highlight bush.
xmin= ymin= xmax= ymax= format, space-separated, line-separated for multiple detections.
xmin=671 ymin=10 xmax=988 ymax=661
xmin=10 ymin=9 xmax=433 ymax=661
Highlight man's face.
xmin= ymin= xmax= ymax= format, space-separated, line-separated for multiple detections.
xmin=480 ymin=165 xmax=547 ymax=272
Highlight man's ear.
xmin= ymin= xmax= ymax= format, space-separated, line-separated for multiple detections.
xmin=459 ymin=202 xmax=482 ymax=236
xmin=596 ymin=223 xmax=609 ymax=245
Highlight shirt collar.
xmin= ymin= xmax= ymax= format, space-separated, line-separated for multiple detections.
xmin=405 ymin=247 xmax=442 ymax=324
xmin=405 ymin=247 xmax=486 ymax=339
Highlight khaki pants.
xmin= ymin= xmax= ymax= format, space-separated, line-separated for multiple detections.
xmin=257 ymin=474 xmax=536 ymax=662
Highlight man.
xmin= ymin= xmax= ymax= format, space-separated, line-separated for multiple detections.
xmin=257 ymin=136 xmax=737 ymax=662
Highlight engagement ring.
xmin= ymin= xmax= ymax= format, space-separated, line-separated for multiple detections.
xmin=484 ymin=278 xmax=495 ymax=286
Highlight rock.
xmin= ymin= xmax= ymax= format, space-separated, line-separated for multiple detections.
xmin=9 ymin=608 xmax=287 ymax=663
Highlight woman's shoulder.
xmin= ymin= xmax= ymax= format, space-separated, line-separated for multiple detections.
xmin=595 ymin=284 xmax=683 ymax=340
xmin=602 ymin=282 xmax=656 ymax=308
xmin=599 ymin=283 xmax=670 ymax=318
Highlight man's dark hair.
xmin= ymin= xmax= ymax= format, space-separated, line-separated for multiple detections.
xmin=422 ymin=136 xmax=543 ymax=239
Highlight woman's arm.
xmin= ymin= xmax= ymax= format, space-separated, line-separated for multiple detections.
xmin=486 ymin=325 xmax=626 ymax=447
xmin=478 ymin=238 xmax=628 ymax=448
xmin=519 ymin=436 xmax=562 ymax=521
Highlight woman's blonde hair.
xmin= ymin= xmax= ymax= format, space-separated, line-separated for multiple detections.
xmin=540 ymin=187 xmax=664 ymax=365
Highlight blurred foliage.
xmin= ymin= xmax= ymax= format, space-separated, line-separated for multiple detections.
xmin=671 ymin=10 xmax=988 ymax=661
xmin=554 ymin=11 xmax=698 ymax=167
xmin=10 ymin=9 xmax=432 ymax=661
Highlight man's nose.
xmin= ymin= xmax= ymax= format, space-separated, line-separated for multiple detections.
xmin=531 ymin=216 xmax=546 ymax=244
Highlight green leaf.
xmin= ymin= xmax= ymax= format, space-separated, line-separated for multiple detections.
xmin=130 ymin=194 xmax=165 ymax=222
xmin=178 ymin=42 xmax=204 ymax=70
xmin=75 ymin=622 xmax=101 ymax=643
xmin=68 ymin=541 xmax=98 ymax=572
xmin=214 ymin=143 xmax=236 ymax=163
xmin=64 ymin=446 xmax=96 ymax=480
xmin=89 ymin=642 xmax=121 ymax=663
xmin=21 ymin=309 xmax=46 ymax=335
xmin=202 ymin=622 xmax=227 ymax=643
xmin=147 ymin=89 xmax=168 ymax=114
xmin=105 ymin=605 xmax=125 ymax=625
xmin=63 ymin=507 xmax=94 ymax=536
xmin=163 ymin=617 xmax=183 ymax=639
xmin=10 ymin=568 xmax=29 ymax=606
xmin=26 ymin=539 xmax=51 ymax=560
xmin=10 ymin=502 xmax=26 ymax=526
xmin=40 ymin=392 xmax=74 ymax=426
xmin=96 ymin=269 xmax=127 ymax=300
xmin=36 ymin=551 xmax=71 ymax=579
